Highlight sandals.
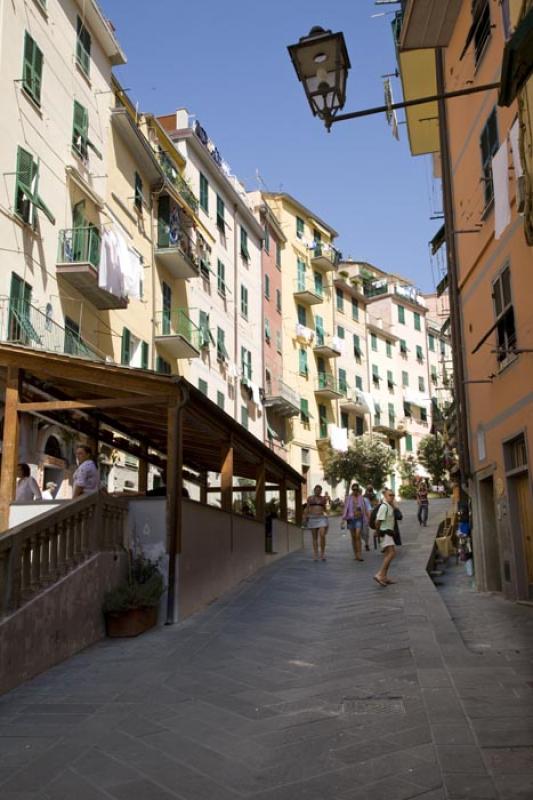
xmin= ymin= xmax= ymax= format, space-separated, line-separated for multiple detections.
xmin=373 ymin=575 xmax=387 ymax=587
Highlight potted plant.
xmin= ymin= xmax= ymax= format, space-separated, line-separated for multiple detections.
xmin=103 ymin=553 xmax=164 ymax=638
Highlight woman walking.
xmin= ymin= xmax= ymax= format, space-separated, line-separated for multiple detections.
xmin=417 ymin=481 xmax=429 ymax=527
xmin=342 ymin=483 xmax=368 ymax=561
xmin=304 ymin=485 xmax=329 ymax=561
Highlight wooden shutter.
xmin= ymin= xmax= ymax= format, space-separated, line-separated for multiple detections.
xmin=157 ymin=195 xmax=170 ymax=248
xmin=141 ymin=341 xmax=149 ymax=369
xmin=121 ymin=328 xmax=131 ymax=365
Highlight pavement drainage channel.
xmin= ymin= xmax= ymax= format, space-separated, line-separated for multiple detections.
xmin=270 ymin=697 xmax=406 ymax=717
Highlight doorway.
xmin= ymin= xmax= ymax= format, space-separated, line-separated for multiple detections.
xmin=515 ymin=474 xmax=533 ymax=595
xmin=478 ymin=475 xmax=502 ymax=592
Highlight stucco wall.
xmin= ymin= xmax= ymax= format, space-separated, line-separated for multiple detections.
xmin=0 ymin=550 xmax=127 ymax=696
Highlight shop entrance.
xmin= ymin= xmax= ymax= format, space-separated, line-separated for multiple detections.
xmin=478 ymin=475 xmax=501 ymax=592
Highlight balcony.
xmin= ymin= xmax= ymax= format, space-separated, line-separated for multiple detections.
xmin=293 ymin=277 xmax=324 ymax=306
xmin=4 ymin=302 xmax=104 ymax=361
xmin=310 ymin=244 xmax=340 ymax=271
xmin=155 ymin=226 xmax=199 ymax=280
xmin=57 ymin=228 xmax=128 ymax=310
xmin=264 ymin=380 xmax=300 ymax=417
xmin=313 ymin=334 xmax=342 ymax=358
xmin=363 ymin=280 xmax=389 ymax=299
xmin=157 ymin=148 xmax=199 ymax=213
xmin=154 ymin=308 xmax=202 ymax=359
xmin=373 ymin=421 xmax=405 ymax=438
xmin=340 ymin=391 xmax=370 ymax=414
xmin=314 ymin=373 xmax=344 ymax=400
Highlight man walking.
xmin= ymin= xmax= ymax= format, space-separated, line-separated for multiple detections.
xmin=373 ymin=488 xmax=398 ymax=587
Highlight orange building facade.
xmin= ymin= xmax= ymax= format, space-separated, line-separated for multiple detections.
xmin=398 ymin=1 xmax=533 ymax=601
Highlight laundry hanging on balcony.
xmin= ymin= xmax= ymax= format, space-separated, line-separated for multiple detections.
xmin=98 ymin=226 xmax=142 ymax=300
xmin=492 ymin=141 xmax=511 ymax=239
xmin=329 ymin=424 xmax=348 ymax=453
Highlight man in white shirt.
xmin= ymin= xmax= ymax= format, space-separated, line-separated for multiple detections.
xmin=373 ymin=488 xmax=398 ymax=587
xmin=72 ymin=446 xmax=99 ymax=497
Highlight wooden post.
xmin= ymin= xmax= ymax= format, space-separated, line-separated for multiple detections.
xmin=220 ymin=438 xmax=233 ymax=513
xmin=255 ymin=461 xmax=266 ymax=522
xmin=199 ymin=471 xmax=208 ymax=505
xmin=295 ymin=483 xmax=303 ymax=527
xmin=138 ymin=444 xmax=148 ymax=494
xmin=279 ymin=477 xmax=288 ymax=522
xmin=166 ymin=402 xmax=183 ymax=625
xmin=0 ymin=368 xmax=20 ymax=532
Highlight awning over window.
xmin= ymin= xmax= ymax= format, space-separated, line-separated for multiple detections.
xmin=430 ymin=224 xmax=445 ymax=255
xmin=499 ymin=6 xmax=533 ymax=106
xmin=436 ymin=273 xmax=449 ymax=297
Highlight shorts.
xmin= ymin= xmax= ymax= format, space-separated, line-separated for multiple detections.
xmin=347 ymin=518 xmax=363 ymax=531
xmin=307 ymin=516 xmax=329 ymax=529
xmin=380 ymin=533 xmax=395 ymax=551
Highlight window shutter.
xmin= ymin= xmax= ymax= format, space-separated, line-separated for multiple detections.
xmin=23 ymin=33 xmax=43 ymax=104
xmin=157 ymin=195 xmax=170 ymax=248
xmin=121 ymin=328 xmax=131 ymax=365
xmin=141 ymin=341 xmax=149 ymax=369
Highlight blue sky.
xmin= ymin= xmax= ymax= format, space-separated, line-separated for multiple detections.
xmin=102 ymin=0 xmax=443 ymax=292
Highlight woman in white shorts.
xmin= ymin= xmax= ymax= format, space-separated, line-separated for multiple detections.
xmin=304 ymin=484 xmax=329 ymax=561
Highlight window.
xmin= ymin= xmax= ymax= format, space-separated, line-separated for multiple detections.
xmin=240 ymin=285 xmax=248 ymax=319
xmin=14 ymin=146 xmax=54 ymax=225
xmin=276 ymin=241 xmax=282 ymax=269
xmin=337 ymin=325 xmax=345 ymax=340
xmin=299 ymin=348 xmax=308 ymax=376
xmin=217 ymin=391 xmax=225 ymax=410
xmin=371 ymin=333 xmax=378 ymax=352
xmin=314 ymin=271 xmax=323 ymax=297
xmin=217 ymin=327 xmax=228 ymax=362
xmin=386 ymin=340 xmax=392 ymax=358
xmin=199 ymin=173 xmax=208 ymax=212
xmin=265 ymin=319 xmax=271 ymax=342
xmin=240 ymin=227 xmax=249 ymax=261
xmin=134 ymin=172 xmax=143 ymax=212
xmin=241 ymin=347 xmax=252 ymax=380
xmin=387 ymin=370 xmax=394 ymax=390
xmin=414 ymin=312 xmax=421 ymax=331
xmin=276 ymin=288 xmax=281 ymax=313
xmin=355 ymin=375 xmax=363 ymax=390
xmin=161 ymin=281 xmax=172 ymax=335
xmin=241 ymin=406 xmax=248 ymax=430
xmin=397 ymin=305 xmax=405 ymax=324
xmin=403 ymin=402 xmax=412 ymax=418
xmin=76 ymin=16 xmax=91 ymax=77
xmin=296 ymin=216 xmax=304 ymax=239
xmin=198 ymin=310 xmax=211 ymax=348
xmin=388 ymin=403 xmax=395 ymax=425
xmin=141 ymin=341 xmax=149 ymax=370
xmin=402 ymin=370 xmax=409 ymax=387
xmin=419 ymin=376 xmax=425 ymax=392
xmin=440 ymin=339 xmax=446 ymax=356
xmin=336 ymin=287 xmax=344 ymax=312
xmin=297 ymin=304 xmax=306 ymax=327
xmin=431 ymin=366 xmax=438 ymax=384
xmin=121 ymin=328 xmax=131 ymax=365
xmin=493 ymin=264 xmax=516 ymax=362
xmin=216 ymin=195 xmax=225 ymax=232
xmin=264 ymin=223 xmax=270 ymax=253
xmin=300 ymin=398 xmax=310 ymax=423
xmin=400 ymin=339 xmax=408 ymax=355
xmin=353 ymin=334 xmax=362 ymax=360
xmin=276 ymin=331 xmax=282 ymax=353
xmin=341 ymin=412 xmax=349 ymax=430
xmin=472 ymin=0 xmax=491 ymax=65
xmin=352 ymin=298 xmax=359 ymax=321
xmin=22 ymin=33 xmax=43 ymax=105
xmin=198 ymin=379 xmax=208 ymax=396
xmin=217 ymin=259 xmax=226 ymax=297
xmin=428 ymin=334 xmax=435 ymax=352
xmin=356 ymin=417 xmax=364 ymax=436
xmin=405 ymin=433 xmax=413 ymax=453
xmin=416 ymin=345 xmax=424 ymax=361
xmin=480 ymin=108 xmax=499 ymax=207
xmin=318 ymin=405 xmax=328 ymax=439
xmin=420 ymin=407 xmax=428 ymax=423
xmin=315 ymin=315 xmax=324 ymax=345
xmin=264 ymin=273 xmax=270 ymax=300
xmin=156 ymin=356 xmax=171 ymax=374
xmin=338 ymin=368 xmax=347 ymax=394
xmin=372 ymin=364 xmax=380 ymax=386
xmin=374 ymin=402 xmax=381 ymax=425
xmin=72 ymin=101 xmax=101 ymax=160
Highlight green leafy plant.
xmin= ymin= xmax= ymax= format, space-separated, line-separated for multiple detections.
xmin=324 ymin=434 xmax=396 ymax=492
xmin=417 ymin=433 xmax=447 ymax=486
xmin=398 ymin=455 xmax=418 ymax=486
xmin=103 ymin=553 xmax=164 ymax=614
xmin=399 ymin=484 xmax=418 ymax=499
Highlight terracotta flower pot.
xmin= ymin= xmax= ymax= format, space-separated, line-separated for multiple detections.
xmin=105 ymin=605 xmax=158 ymax=638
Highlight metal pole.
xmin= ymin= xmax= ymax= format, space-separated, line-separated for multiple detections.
xmin=435 ymin=48 xmax=471 ymax=495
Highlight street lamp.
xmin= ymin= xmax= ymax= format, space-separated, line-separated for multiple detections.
xmin=287 ymin=27 xmax=351 ymax=130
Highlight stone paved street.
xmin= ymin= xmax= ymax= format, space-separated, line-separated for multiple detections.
xmin=1 ymin=499 xmax=533 ymax=799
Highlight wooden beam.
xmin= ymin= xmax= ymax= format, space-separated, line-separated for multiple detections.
xmin=295 ymin=484 xmax=303 ymax=527
xmin=199 ymin=471 xmax=208 ymax=505
xmin=279 ymin=477 xmax=288 ymax=522
xmin=138 ymin=444 xmax=148 ymax=494
xmin=255 ymin=461 xmax=266 ymax=523
xmin=0 ymin=368 xmax=20 ymax=531
xmin=220 ymin=438 xmax=234 ymax=513
xmin=166 ymin=402 xmax=183 ymax=624
xmin=17 ymin=395 xmax=175 ymax=413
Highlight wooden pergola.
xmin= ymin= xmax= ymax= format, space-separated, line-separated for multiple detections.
xmin=0 ymin=345 xmax=304 ymax=613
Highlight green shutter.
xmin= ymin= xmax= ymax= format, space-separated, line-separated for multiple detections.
xmin=296 ymin=217 xmax=304 ymax=238
xmin=405 ymin=434 xmax=413 ymax=452
xmin=198 ymin=379 xmax=208 ymax=396
xmin=353 ymin=334 xmax=361 ymax=357
xmin=264 ymin=222 xmax=270 ymax=253
xmin=216 ymin=195 xmax=225 ymax=230
xmin=240 ymin=227 xmax=249 ymax=260
xmin=241 ymin=406 xmax=248 ymax=430
xmin=23 ymin=32 xmax=43 ymax=104
xmin=134 ymin=172 xmax=143 ymax=211
xmin=141 ymin=341 xmax=149 ymax=369
xmin=72 ymin=101 xmax=88 ymax=158
xmin=314 ymin=271 xmax=323 ymax=296
xmin=265 ymin=274 xmax=270 ymax=299
xmin=297 ymin=259 xmax=306 ymax=291
xmin=398 ymin=305 xmax=405 ymax=324
xmin=315 ymin=315 xmax=324 ymax=344
xmin=157 ymin=195 xmax=170 ymax=248
xmin=386 ymin=340 xmax=392 ymax=358
xmin=217 ymin=391 xmax=225 ymax=410
xmin=371 ymin=333 xmax=377 ymax=351
xmin=299 ymin=348 xmax=308 ymax=376
xmin=337 ymin=325 xmax=345 ymax=339
xmin=429 ymin=334 xmax=435 ymax=351
xmin=339 ymin=368 xmax=347 ymax=393
xmin=240 ymin=285 xmax=248 ymax=318
xmin=76 ymin=17 xmax=91 ymax=76
xmin=402 ymin=370 xmax=409 ymax=386
xmin=414 ymin=312 xmax=421 ymax=331
xmin=355 ymin=375 xmax=363 ymax=390
xmin=297 ymin=304 xmax=307 ymax=326
xmin=217 ymin=259 xmax=225 ymax=296
xmin=156 ymin=356 xmax=171 ymax=374
xmin=276 ymin=241 xmax=281 ymax=268
xmin=265 ymin=319 xmax=271 ymax=341
xmin=352 ymin=298 xmax=359 ymax=321
xmin=121 ymin=328 xmax=131 ymax=365
xmin=199 ymin=174 xmax=208 ymax=212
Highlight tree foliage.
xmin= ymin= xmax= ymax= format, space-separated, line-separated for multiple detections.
xmin=398 ymin=455 xmax=418 ymax=486
xmin=417 ymin=433 xmax=447 ymax=485
xmin=324 ymin=434 xmax=396 ymax=492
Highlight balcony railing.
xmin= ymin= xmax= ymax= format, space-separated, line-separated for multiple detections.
xmin=158 ymin=149 xmax=199 ymax=212
xmin=58 ymin=226 xmax=100 ymax=269
xmin=311 ymin=243 xmax=341 ymax=269
xmin=293 ymin=277 xmax=325 ymax=305
xmin=154 ymin=308 xmax=203 ymax=359
xmin=4 ymin=301 xmax=104 ymax=361
xmin=315 ymin=373 xmax=344 ymax=397
xmin=264 ymin=379 xmax=300 ymax=416
xmin=363 ymin=281 xmax=389 ymax=299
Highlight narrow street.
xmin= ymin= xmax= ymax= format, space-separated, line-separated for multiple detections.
xmin=1 ymin=500 xmax=532 ymax=800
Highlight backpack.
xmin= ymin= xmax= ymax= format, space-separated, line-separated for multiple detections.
xmin=369 ymin=503 xmax=384 ymax=531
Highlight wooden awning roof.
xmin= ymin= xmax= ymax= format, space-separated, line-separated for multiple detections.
xmin=0 ymin=344 xmax=303 ymax=489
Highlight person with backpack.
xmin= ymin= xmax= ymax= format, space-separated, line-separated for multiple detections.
xmin=341 ymin=483 xmax=368 ymax=561
xmin=371 ymin=488 xmax=400 ymax=587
